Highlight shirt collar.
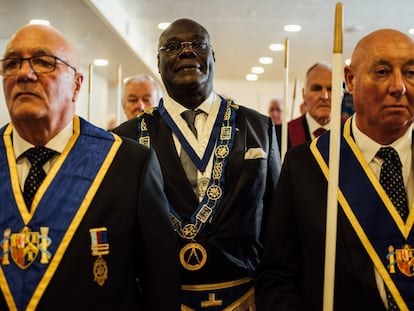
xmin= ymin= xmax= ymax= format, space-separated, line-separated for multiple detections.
xmin=162 ymin=92 xmax=215 ymax=116
xmin=306 ymin=112 xmax=330 ymax=136
xmin=13 ymin=120 xmax=74 ymax=160
xmin=352 ymin=114 xmax=412 ymax=164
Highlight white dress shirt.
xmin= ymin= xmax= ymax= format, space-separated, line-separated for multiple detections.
xmin=14 ymin=121 xmax=73 ymax=191
xmin=162 ymin=93 xmax=222 ymax=201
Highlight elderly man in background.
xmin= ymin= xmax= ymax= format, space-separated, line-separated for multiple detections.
xmin=122 ymin=73 xmax=163 ymax=120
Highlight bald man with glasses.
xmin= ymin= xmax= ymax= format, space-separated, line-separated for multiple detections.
xmin=0 ymin=24 xmax=180 ymax=311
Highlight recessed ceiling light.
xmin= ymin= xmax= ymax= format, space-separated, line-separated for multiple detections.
xmin=345 ymin=59 xmax=351 ymax=66
xmin=259 ymin=57 xmax=273 ymax=65
xmin=251 ymin=66 xmax=264 ymax=74
xmin=158 ymin=23 xmax=170 ymax=30
xmin=246 ymin=74 xmax=258 ymax=81
xmin=284 ymin=24 xmax=302 ymax=32
xmin=269 ymin=43 xmax=284 ymax=51
xmin=409 ymin=28 xmax=414 ymax=35
xmin=29 ymin=19 xmax=50 ymax=25
xmin=93 ymin=59 xmax=109 ymax=66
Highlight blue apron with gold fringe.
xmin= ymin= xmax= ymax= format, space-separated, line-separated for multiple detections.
xmin=0 ymin=116 xmax=121 ymax=311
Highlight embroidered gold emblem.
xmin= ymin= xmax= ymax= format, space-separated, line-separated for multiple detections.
xmin=179 ymin=242 xmax=207 ymax=271
xmin=207 ymin=185 xmax=222 ymax=200
xmin=182 ymin=224 xmax=198 ymax=239
xmin=6 ymin=226 xmax=51 ymax=269
xmin=201 ymin=293 xmax=223 ymax=308
xmin=196 ymin=205 xmax=213 ymax=224
xmin=387 ymin=244 xmax=414 ymax=277
xmin=220 ymin=126 xmax=232 ymax=140
xmin=139 ymin=136 xmax=150 ymax=148
xmin=93 ymin=256 xmax=108 ymax=286
xmin=1 ymin=228 xmax=11 ymax=265
xmin=215 ymin=145 xmax=229 ymax=158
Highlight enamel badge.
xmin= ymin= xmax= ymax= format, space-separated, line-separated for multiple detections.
xmin=387 ymin=244 xmax=414 ymax=277
xmin=89 ymin=227 xmax=110 ymax=286
xmin=1 ymin=226 xmax=51 ymax=269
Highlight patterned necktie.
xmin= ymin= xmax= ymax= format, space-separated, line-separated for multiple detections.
xmin=313 ymin=127 xmax=327 ymax=138
xmin=180 ymin=109 xmax=202 ymax=196
xmin=23 ymin=146 xmax=57 ymax=210
xmin=376 ymin=147 xmax=408 ymax=311
xmin=377 ymin=147 xmax=409 ymax=220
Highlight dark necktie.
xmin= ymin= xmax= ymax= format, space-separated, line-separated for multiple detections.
xmin=377 ymin=147 xmax=409 ymax=220
xmin=180 ymin=109 xmax=202 ymax=196
xmin=313 ymin=127 xmax=327 ymax=138
xmin=376 ymin=147 xmax=408 ymax=311
xmin=23 ymin=146 xmax=57 ymax=209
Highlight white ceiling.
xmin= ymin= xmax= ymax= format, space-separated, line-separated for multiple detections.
xmin=1 ymin=0 xmax=414 ymax=86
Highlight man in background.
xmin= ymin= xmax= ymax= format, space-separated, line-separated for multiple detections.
xmin=268 ymin=97 xmax=283 ymax=125
xmin=287 ymin=62 xmax=332 ymax=148
xmin=122 ymin=73 xmax=163 ymax=120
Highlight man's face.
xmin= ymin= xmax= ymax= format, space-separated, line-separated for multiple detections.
xmin=2 ymin=26 xmax=81 ymax=127
xmin=157 ymin=19 xmax=215 ymax=102
xmin=269 ymin=100 xmax=283 ymax=125
xmin=123 ymin=81 xmax=157 ymax=119
xmin=303 ymin=65 xmax=332 ymax=126
xmin=345 ymin=30 xmax=414 ymax=144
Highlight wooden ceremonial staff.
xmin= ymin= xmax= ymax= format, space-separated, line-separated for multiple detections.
xmin=281 ymin=38 xmax=289 ymax=161
xmin=323 ymin=2 xmax=343 ymax=310
xmin=290 ymin=77 xmax=298 ymax=120
xmin=116 ymin=64 xmax=123 ymax=126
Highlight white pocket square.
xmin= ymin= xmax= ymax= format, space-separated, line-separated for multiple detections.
xmin=244 ymin=147 xmax=267 ymax=159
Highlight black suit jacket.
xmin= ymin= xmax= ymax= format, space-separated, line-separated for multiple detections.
xmin=0 ymin=120 xmax=181 ymax=311
xmin=113 ymin=103 xmax=281 ymax=284
xmin=254 ymin=142 xmax=386 ymax=310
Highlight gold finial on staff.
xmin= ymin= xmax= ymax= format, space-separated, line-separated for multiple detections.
xmin=281 ymin=38 xmax=289 ymax=161
xmin=333 ymin=2 xmax=343 ymax=54
xmin=323 ymin=3 xmax=343 ymax=311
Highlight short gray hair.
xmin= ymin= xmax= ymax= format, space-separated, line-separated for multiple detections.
xmin=122 ymin=74 xmax=163 ymax=106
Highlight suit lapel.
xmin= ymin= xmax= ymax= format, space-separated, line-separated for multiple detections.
xmin=151 ymin=117 xmax=198 ymax=218
xmin=218 ymin=112 xmax=245 ymax=208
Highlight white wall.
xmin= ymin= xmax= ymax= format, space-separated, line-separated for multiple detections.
xmin=76 ymin=66 xmax=109 ymax=129
xmin=215 ymin=79 xmax=303 ymax=120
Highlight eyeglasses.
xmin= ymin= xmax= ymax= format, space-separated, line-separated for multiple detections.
xmin=158 ymin=39 xmax=211 ymax=56
xmin=0 ymin=55 xmax=77 ymax=77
